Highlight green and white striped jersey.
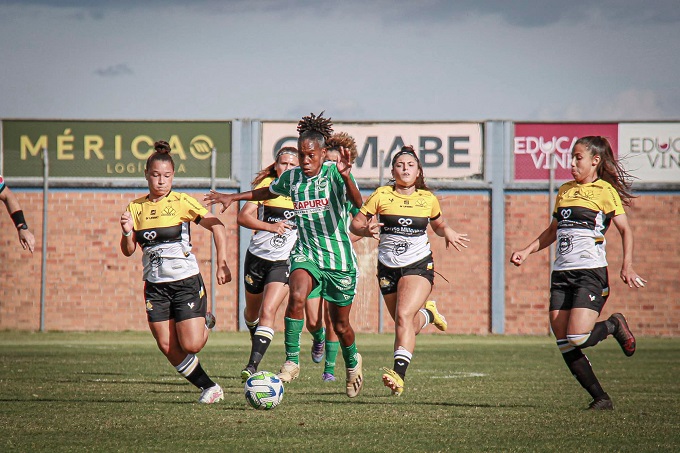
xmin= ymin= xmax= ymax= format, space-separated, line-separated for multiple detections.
xmin=270 ymin=162 xmax=359 ymax=271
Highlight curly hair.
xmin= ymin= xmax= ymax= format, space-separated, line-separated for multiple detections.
xmin=326 ymin=132 xmax=358 ymax=164
xmin=297 ymin=111 xmax=333 ymax=147
xmin=574 ymin=136 xmax=636 ymax=206
xmin=146 ymin=140 xmax=174 ymax=171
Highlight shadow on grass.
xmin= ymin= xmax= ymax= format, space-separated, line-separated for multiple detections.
xmin=305 ymin=398 xmax=535 ymax=408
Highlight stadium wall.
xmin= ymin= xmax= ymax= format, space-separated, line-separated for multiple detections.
xmin=1 ymin=190 xmax=677 ymax=337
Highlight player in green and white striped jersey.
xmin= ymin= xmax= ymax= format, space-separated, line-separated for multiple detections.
xmin=205 ymin=112 xmax=365 ymax=398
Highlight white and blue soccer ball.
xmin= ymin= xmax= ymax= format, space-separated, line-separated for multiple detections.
xmin=244 ymin=371 xmax=284 ymax=410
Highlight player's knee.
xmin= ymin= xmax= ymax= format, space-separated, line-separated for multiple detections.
xmin=566 ymin=333 xmax=591 ymax=348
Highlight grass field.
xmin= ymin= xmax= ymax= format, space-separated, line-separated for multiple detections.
xmin=1 ymin=331 xmax=678 ymax=452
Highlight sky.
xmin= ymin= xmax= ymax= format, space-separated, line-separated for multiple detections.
xmin=1 ymin=0 xmax=679 ymax=122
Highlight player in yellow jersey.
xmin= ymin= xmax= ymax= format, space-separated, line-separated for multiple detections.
xmin=511 ymin=136 xmax=646 ymax=410
xmin=351 ymin=145 xmax=470 ymax=396
xmin=240 ymin=147 xmax=299 ymax=381
xmin=120 ymin=141 xmax=231 ymax=404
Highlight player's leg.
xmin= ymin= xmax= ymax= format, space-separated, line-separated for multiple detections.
xmin=305 ymin=296 xmax=326 ymax=363
xmin=322 ymin=299 xmax=340 ymax=381
xmin=327 ymin=301 xmax=363 ymax=398
xmin=243 ymin=280 xmax=289 ymax=380
xmin=278 ymin=267 xmax=315 ymax=382
xmin=172 ymin=274 xmax=223 ymax=403
xmin=243 ymin=251 xmax=267 ymax=339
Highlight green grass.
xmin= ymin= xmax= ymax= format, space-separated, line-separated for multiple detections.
xmin=1 ymin=332 xmax=678 ymax=452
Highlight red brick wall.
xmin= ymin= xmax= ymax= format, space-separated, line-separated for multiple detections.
xmin=1 ymin=190 xmax=677 ymax=336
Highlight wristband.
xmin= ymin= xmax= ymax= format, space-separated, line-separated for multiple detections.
xmin=10 ymin=210 xmax=27 ymax=229
xmin=122 ymin=230 xmax=133 ymax=237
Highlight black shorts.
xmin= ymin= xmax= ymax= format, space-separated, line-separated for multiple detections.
xmin=144 ymin=273 xmax=208 ymax=323
xmin=377 ymin=254 xmax=435 ymax=295
xmin=244 ymin=250 xmax=290 ymax=295
xmin=549 ymin=267 xmax=610 ymax=313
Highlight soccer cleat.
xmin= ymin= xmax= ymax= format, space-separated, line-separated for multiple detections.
xmin=241 ymin=365 xmax=256 ymax=383
xmin=198 ymin=384 xmax=224 ymax=404
xmin=381 ymin=367 xmax=404 ymax=396
xmin=322 ymin=372 xmax=336 ymax=382
xmin=311 ymin=340 xmax=325 ymax=363
xmin=425 ymin=300 xmax=448 ymax=331
xmin=588 ymin=394 xmax=614 ymax=410
xmin=205 ymin=312 xmax=216 ymax=330
xmin=345 ymin=353 xmax=363 ymax=398
xmin=277 ymin=360 xmax=300 ymax=383
xmin=609 ymin=313 xmax=636 ymax=357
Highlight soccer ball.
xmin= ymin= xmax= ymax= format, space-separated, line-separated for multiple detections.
xmin=244 ymin=371 xmax=284 ymax=410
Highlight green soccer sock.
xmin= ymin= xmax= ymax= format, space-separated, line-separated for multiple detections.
xmin=284 ymin=317 xmax=304 ymax=365
xmin=341 ymin=342 xmax=359 ymax=369
xmin=324 ymin=341 xmax=340 ymax=374
xmin=310 ymin=327 xmax=326 ymax=344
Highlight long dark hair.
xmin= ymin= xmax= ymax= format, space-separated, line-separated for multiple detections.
xmin=390 ymin=145 xmax=430 ymax=191
xmin=575 ymin=136 xmax=635 ymax=206
xmin=146 ymin=140 xmax=174 ymax=171
xmin=251 ymin=146 xmax=298 ymax=187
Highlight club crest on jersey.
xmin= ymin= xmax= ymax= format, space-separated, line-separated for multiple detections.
xmin=416 ymin=198 xmax=426 ymax=207
xmin=316 ymin=178 xmax=328 ymax=189
xmin=557 ymin=234 xmax=574 ymax=255
xmin=148 ymin=249 xmax=163 ymax=268
xmin=393 ymin=242 xmax=410 ymax=256
xmin=270 ymin=234 xmax=287 ymax=248
xmin=162 ymin=206 xmax=176 ymax=217
xmin=379 ymin=277 xmax=392 ymax=289
xmin=339 ymin=276 xmax=353 ymax=289
xmin=146 ymin=301 xmax=153 ymax=311
xmin=245 ymin=274 xmax=254 ymax=285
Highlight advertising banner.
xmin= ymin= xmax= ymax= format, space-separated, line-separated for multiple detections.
xmin=618 ymin=123 xmax=680 ymax=183
xmin=513 ymin=123 xmax=619 ymax=181
xmin=261 ymin=122 xmax=483 ymax=180
xmin=2 ymin=120 xmax=232 ymax=178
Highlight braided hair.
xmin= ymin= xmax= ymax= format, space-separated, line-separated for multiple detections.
xmin=146 ymin=140 xmax=174 ymax=171
xmin=297 ymin=111 xmax=333 ymax=148
xmin=574 ymin=136 xmax=635 ymax=206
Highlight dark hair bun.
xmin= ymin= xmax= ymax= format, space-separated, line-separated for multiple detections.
xmin=154 ymin=140 xmax=171 ymax=154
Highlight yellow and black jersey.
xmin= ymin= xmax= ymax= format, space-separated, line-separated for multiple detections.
xmin=127 ymin=191 xmax=207 ymax=283
xmin=361 ymin=185 xmax=442 ymax=267
xmin=247 ymin=177 xmax=297 ymax=261
xmin=553 ymin=179 xmax=625 ymax=271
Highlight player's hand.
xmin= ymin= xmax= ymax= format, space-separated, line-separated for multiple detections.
xmin=204 ymin=190 xmax=235 ymax=214
xmin=216 ymin=263 xmax=232 ymax=285
xmin=336 ymin=146 xmax=352 ymax=176
xmin=620 ymin=265 xmax=646 ymax=288
xmin=18 ymin=228 xmax=35 ymax=253
xmin=269 ymin=220 xmax=293 ymax=235
xmin=120 ymin=211 xmax=134 ymax=236
xmin=510 ymin=250 xmax=528 ymax=266
xmin=367 ymin=222 xmax=383 ymax=240
xmin=445 ymin=231 xmax=470 ymax=251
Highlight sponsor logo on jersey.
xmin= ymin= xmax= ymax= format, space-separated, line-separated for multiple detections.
xmin=588 ymin=294 xmax=595 ymax=302
xmin=398 ymin=218 xmax=413 ymax=226
xmin=561 ymin=208 xmax=572 ymax=219
xmin=294 ymin=198 xmax=329 ymax=210
xmin=188 ymin=302 xmax=195 ymax=309
xmin=293 ymin=255 xmax=308 ymax=263
xmin=143 ymin=231 xmax=157 ymax=241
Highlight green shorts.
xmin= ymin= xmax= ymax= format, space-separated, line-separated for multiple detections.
xmin=290 ymin=257 xmax=356 ymax=307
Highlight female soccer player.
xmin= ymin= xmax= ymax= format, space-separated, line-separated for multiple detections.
xmin=239 ymin=147 xmax=299 ymax=382
xmin=510 ymin=136 xmax=645 ymax=410
xmin=120 ymin=141 xmax=231 ymax=404
xmin=304 ymin=132 xmax=360 ymax=382
xmin=350 ymin=145 xmax=470 ymax=396
xmin=205 ymin=112 xmax=365 ymax=398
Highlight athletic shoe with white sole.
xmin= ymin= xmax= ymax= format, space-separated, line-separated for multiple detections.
xmin=322 ymin=372 xmax=336 ymax=382
xmin=381 ymin=367 xmax=404 ymax=396
xmin=345 ymin=353 xmax=363 ymax=398
xmin=198 ymin=384 xmax=224 ymax=404
xmin=277 ymin=360 xmax=300 ymax=383
xmin=425 ymin=300 xmax=447 ymax=331
xmin=311 ymin=340 xmax=325 ymax=363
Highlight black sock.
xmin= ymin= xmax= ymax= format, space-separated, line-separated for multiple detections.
xmin=175 ymin=354 xmax=215 ymax=390
xmin=245 ymin=318 xmax=259 ymax=340
xmin=248 ymin=326 xmax=274 ymax=369
xmin=393 ymin=349 xmax=412 ymax=379
xmin=580 ymin=322 xmax=610 ymax=349
xmin=561 ymin=348 xmax=606 ymax=399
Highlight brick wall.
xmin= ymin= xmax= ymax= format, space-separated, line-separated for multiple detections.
xmin=1 ymin=190 xmax=677 ymax=336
